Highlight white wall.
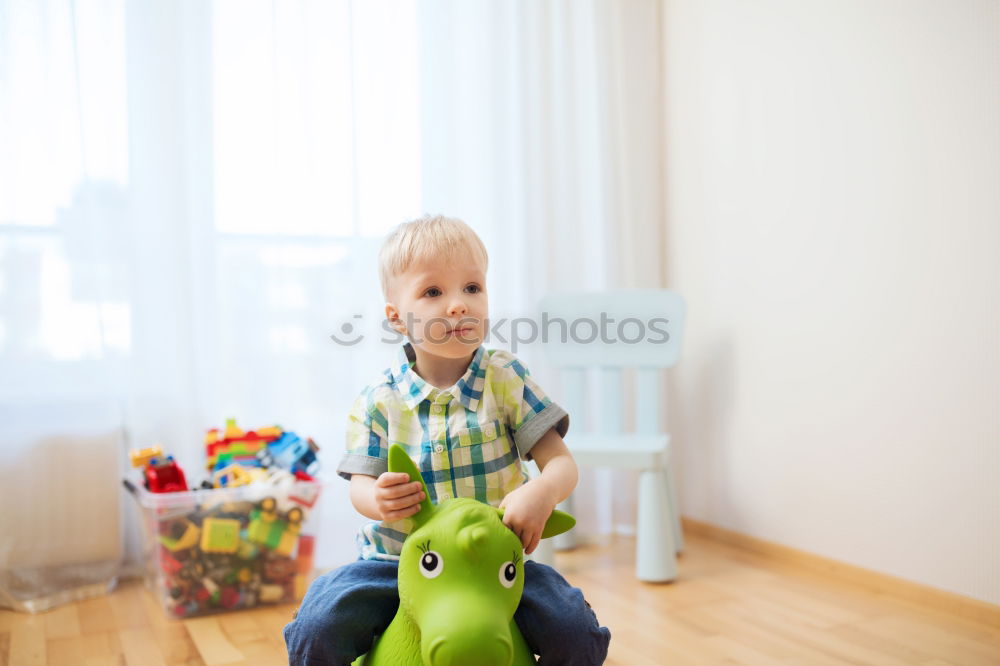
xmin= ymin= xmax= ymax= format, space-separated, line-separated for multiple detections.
xmin=662 ymin=0 xmax=1000 ymax=604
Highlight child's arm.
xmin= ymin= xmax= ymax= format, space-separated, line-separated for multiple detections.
xmin=349 ymin=473 xmax=426 ymax=522
xmin=500 ymin=427 xmax=579 ymax=555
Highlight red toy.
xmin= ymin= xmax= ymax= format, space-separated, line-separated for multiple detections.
xmin=130 ymin=444 xmax=189 ymax=493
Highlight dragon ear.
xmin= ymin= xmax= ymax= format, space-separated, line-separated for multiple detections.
xmin=387 ymin=444 xmax=435 ymax=526
xmin=496 ymin=507 xmax=576 ymax=539
xmin=541 ymin=509 xmax=576 ymax=539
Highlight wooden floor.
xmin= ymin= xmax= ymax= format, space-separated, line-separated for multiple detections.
xmin=2 ymin=533 xmax=998 ymax=665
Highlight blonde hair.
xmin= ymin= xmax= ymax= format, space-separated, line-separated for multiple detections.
xmin=378 ymin=215 xmax=489 ymax=300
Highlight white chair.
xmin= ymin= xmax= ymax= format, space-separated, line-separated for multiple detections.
xmin=535 ymin=289 xmax=685 ymax=582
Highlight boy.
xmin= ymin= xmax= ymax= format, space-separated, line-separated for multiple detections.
xmin=284 ymin=216 xmax=611 ymax=665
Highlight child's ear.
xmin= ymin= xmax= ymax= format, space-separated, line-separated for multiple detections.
xmin=385 ymin=303 xmax=407 ymax=336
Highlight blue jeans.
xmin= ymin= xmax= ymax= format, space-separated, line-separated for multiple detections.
xmin=284 ymin=559 xmax=611 ymax=665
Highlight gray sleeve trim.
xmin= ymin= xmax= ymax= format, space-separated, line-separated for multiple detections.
xmin=337 ymin=454 xmax=388 ymax=481
xmin=512 ymin=402 xmax=570 ymax=460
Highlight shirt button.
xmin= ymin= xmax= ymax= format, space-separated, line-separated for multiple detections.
xmin=440 ymin=494 xmax=450 ymax=501
xmin=434 ymin=444 xmax=444 ymax=453
xmin=432 ymin=404 xmax=443 ymax=413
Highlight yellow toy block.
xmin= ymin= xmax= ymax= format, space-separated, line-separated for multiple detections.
xmin=129 ymin=444 xmax=164 ymax=469
xmin=212 ymin=463 xmax=268 ymax=489
xmin=257 ymin=425 xmax=283 ymax=439
xmin=200 ymin=518 xmax=241 ymax=553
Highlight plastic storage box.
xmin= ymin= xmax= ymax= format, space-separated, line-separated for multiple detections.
xmin=130 ymin=479 xmax=321 ymax=618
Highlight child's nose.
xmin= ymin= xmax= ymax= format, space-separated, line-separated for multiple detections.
xmin=447 ymin=299 xmax=468 ymax=316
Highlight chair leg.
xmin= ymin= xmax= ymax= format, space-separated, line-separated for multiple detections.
xmin=531 ymin=536 xmax=556 ymax=567
xmin=637 ymin=468 xmax=678 ymax=582
xmin=553 ymin=494 xmax=577 ymax=551
xmin=664 ymin=456 xmax=684 ymax=554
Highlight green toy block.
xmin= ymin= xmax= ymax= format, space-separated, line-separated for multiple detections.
xmin=247 ymin=509 xmax=287 ymax=550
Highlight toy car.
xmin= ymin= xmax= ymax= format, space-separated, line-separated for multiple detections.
xmin=144 ymin=455 xmax=189 ymax=493
xmin=130 ymin=444 xmax=189 ymax=493
xmin=256 ymin=432 xmax=320 ymax=477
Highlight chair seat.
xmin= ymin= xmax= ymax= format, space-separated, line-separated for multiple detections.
xmin=566 ymin=434 xmax=670 ymax=469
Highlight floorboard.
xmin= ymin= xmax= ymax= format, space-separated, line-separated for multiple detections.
xmin=1 ymin=534 xmax=997 ymax=665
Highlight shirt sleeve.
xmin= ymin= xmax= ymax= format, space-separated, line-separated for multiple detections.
xmin=497 ymin=353 xmax=570 ymax=460
xmin=336 ymin=390 xmax=390 ymax=480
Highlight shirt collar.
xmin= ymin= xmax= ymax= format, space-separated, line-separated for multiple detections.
xmin=393 ymin=343 xmax=487 ymax=412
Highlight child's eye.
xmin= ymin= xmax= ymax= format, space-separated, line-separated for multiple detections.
xmin=465 ymin=284 xmax=481 ymax=294
xmin=423 ymin=287 xmax=441 ymax=298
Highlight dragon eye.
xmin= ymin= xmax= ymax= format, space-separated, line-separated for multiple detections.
xmin=499 ymin=561 xmax=517 ymax=588
xmin=420 ymin=551 xmax=444 ymax=578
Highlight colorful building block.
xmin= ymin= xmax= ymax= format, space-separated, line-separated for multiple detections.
xmin=212 ymin=464 xmax=267 ymax=488
xmin=200 ymin=518 xmax=241 ymax=554
xmin=158 ymin=519 xmax=200 ymax=552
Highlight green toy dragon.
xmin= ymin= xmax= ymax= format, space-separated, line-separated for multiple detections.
xmin=354 ymin=444 xmax=576 ymax=666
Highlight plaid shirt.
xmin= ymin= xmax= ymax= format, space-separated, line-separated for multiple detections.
xmin=337 ymin=343 xmax=569 ymax=560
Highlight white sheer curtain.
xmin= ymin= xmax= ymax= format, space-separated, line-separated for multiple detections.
xmin=415 ymin=0 xmax=666 ymax=539
xmin=0 ymin=0 xmax=665 ymax=602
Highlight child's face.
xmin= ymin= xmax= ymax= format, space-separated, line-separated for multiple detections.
xmin=385 ymin=253 xmax=488 ymax=359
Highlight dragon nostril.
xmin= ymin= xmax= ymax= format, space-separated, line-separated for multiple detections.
xmin=427 ymin=637 xmax=447 ymax=665
xmin=457 ymin=525 xmax=490 ymax=558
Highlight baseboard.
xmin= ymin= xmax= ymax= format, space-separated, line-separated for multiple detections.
xmin=681 ymin=517 xmax=1000 ymax=629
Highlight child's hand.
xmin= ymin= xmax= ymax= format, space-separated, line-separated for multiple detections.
xmin=373 ymin=472 xmax=426 ymax=521
xmin=499 ymin=480 xmax=557 ymax=555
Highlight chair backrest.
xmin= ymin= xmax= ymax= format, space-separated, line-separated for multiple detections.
xmin=537 ymin=289 xmax=685 ymax=436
